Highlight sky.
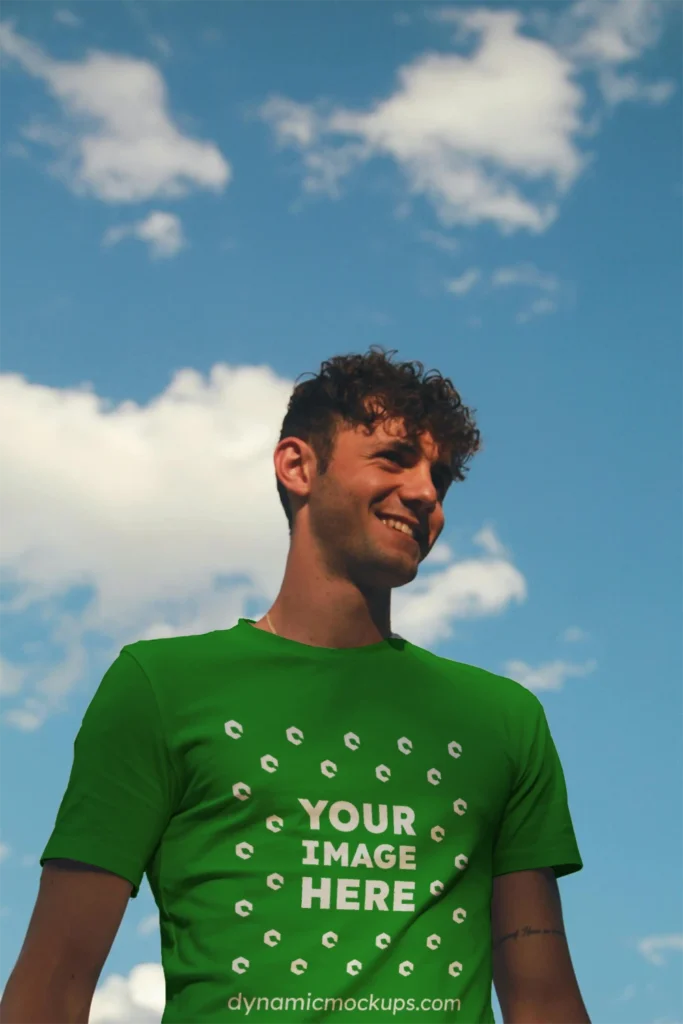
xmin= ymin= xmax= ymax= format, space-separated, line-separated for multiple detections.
xmin=0 ymin=1 xmax=681 ymax=1021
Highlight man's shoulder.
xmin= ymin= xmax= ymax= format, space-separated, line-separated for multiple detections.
xmin=408 ymin=642 xmax=541 ymax=713
xmin=121 ymin=628 xmax=235 ymax=677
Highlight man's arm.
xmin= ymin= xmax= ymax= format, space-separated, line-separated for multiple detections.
xmin=0 ymin=859 xmax=132 ymax=1024
xmin=491 ymin=867 xmax=591 ymax=1024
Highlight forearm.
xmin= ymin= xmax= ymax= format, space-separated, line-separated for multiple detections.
xmin=500 ymin=992 xmax=591 ymax=1024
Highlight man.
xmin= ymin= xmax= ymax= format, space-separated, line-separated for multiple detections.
xmin=1 ymin=347 xmax=590 ymax=1023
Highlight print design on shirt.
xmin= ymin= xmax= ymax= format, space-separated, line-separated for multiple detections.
xmin=223 ymin=719 xmax=469 ymax=982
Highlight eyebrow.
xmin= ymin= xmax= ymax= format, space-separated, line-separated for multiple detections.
xmin=372 ymin=439 xmax=454 ymax=485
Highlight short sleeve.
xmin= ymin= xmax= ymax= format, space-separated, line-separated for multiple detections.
xmin=40 ymin=649 xmax=180 ymax=898
xmin=493 ymin=693 xmax=583 ymax=880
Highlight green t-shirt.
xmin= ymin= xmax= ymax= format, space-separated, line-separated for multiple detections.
xmin=41 ymin=618 xmax=582 ymax=1023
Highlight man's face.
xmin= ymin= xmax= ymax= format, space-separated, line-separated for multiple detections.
xmin=305 ymin=417 xmax=452 ymax=590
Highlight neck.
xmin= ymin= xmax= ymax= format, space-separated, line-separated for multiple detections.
xmin=253 ymin=531 xmax=392 ymax=649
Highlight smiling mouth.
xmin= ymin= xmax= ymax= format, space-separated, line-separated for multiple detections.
xmin=375 ymin=514 xmax=420 ymax=545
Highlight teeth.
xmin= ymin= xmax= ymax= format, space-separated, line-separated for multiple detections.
xmin=379 ymin=516 xmax=415 ymax=538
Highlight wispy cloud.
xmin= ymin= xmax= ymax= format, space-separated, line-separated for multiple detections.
xmin=103 ymin=211 xmax=185 ymax=259
xmin=492 ymin=262 xmax=559 ymax=292
xmin=260 ymin=3 xmax=672 ymax=234
xmin=445 ymin=268 xmax=480 ymax=296
xmin=150 ymin=34 xmax=172 ymax=58
xmin=491 ymin=262 xmax=561 ymax=322
xmin=53 ymin=9 xmax=81 ymax=28
xmin=473 ymin=525 xmax=509 ymax=559
xmin=419 ymin=229 xmax=459 ymax=253
xmin=503 ymin=657 xmax=597 ymax=692
xmin=561 ymin=626 xmax=589 ymax=643
xmin=137 ymin=914 xmax=159 ymax=937
xmin=516 ymin=296 xmax=557 ymax=324
xmin=638 ymin=933 xmax=683 ymax=967
xmin=260 ymin=10 xmax=585 ymax=234
xmin=0 ymin=22 xmax=230 ymax=203
xmin=557 ymin=0 xmax=675 ymax=107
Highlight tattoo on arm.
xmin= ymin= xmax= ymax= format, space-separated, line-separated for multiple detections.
xmin=493 ymin=925 xmax=566 ymax=949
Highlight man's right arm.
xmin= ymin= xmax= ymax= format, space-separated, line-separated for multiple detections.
xmin=0 ymin=860 xmax=133 ymax=1024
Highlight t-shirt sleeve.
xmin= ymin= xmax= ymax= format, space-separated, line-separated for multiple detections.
xmin=493 ymin=691 xmax=583 ymax=880
xmin=40 ymin=648 xmax=180 ymax=898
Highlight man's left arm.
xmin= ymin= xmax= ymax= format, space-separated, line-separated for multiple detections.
xmin=491 ymin=867 xmax=591 ymax=1024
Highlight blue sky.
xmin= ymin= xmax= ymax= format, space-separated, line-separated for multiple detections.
xmin=1 ymin=1 xmax=681 ymax=1021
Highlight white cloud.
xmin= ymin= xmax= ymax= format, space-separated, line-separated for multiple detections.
xmin=54 ymin=9 xmax=82 ymax=28
xmin=427 ymin=541 xmax=454 ymax=565
xmin=261 ymin=3 xmax=673 ymax=231
xmin=503 ymin=657 xmax=597 ymax=692
xmin=489 ymin=262 xmax=563 ymax=322
xmin=90 ymin=963 xmax=164 ymax=1024
xmin=473 ymin=525 xmax=509 ymax=559
xmin=103 ymin=211 xmax=185 ymax=259
xmin=638 ymin=934 xmax=683 ymax=967
xmin=565 ymin=0 xmax=664 ymax=65
xmin=1 ymin=364 xmax=528 ymax=726
xmin=558 ymin=0 xmax=675 ymax=107
xmin=0 ymin=22 xmax=230 ymax=203
xmin=137 ymin=913 xmax=159 ymax=937
xmin=150 ymin=35 xmax=172 ymax=59
xmin=260 ymin=9 xmax=585 ymax=234
xmin=516 ymin=296 xmax=557 ymax=324
xmin=0 ymin=842 xmax=10 ymax=863
xmin=419 ymin=229 xmax=459 ymax=253
xmin=0 ymin=656 xmax=26 ymax=696
xmin=393 ymin=553 xmax=527 ymax=648
xmin=446 ymin=268 xmax=480 ymax=296
xmin=561 ymin=626 xmax=588 ymax=643
xmin=492 ymin=262 xmax=559 ymax=292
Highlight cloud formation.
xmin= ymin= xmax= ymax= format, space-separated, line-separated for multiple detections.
xmin=503 ymin=657 xmax=597 ymax=692
xmin=637 ymin=933 xmax=683 ymax=967
xmin=260 ymin=2 xmax=673 ymax=234
xmin=90 ymin=963 xmax=164 ymax=1024
xmin=103 ymin=211 xmax=185 ymax=259
xmin=0 ymin=22 xmax=230 ymax=202
xmin=446 ymin=268 xmax=480 ymax=296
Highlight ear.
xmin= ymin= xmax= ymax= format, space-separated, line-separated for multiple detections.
xmin=274 ymin=436 xmax=318 ymax=509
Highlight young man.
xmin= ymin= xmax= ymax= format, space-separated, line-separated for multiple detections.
xmin=1 ymin=347 xmax=590 ymax=1024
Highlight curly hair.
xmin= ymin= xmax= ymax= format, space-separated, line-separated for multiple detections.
xmin=277 ymin=345 xmax=482 ymax=531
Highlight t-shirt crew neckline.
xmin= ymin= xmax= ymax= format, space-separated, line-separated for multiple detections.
xmin=236 ymin=617 xmax=404 ymax=657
